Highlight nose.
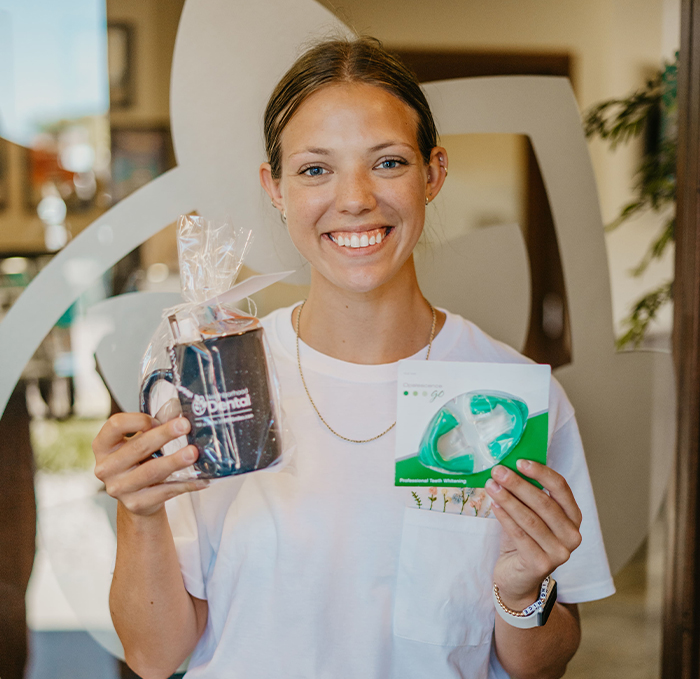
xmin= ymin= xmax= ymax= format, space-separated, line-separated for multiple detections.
xmin=334 ymin=168 xmax=376 ymax=215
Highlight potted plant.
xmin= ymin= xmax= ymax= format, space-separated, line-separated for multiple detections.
xmin=583 ymin=54 xmax=677 ymax=348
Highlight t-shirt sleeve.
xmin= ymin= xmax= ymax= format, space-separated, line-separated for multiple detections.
xmin=548 ymin=411 xmax=616 ymax=603
xmin=165 ymin=492 xmax=207 ymax=600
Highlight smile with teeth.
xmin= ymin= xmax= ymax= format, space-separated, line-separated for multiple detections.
xmin=328 ymin=227 xmax=390 ymax=248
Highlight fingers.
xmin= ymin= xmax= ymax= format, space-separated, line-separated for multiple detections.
xmin=488 ymin=484 xmax=573 ymax=575
xmin=93 ymin=412 xmax=203 ymax=517
xmin=119 ymin=478 xmax=210 ymax=517
xmin=94 ymin=416 xmax=191 ymax=479
xmin=93 ymin=412 xmax=158 ymax=458
xmin=486 ymin=463 xmax=582 ymax=560
xmin=490 ymin=501 xmax=550 ymax=571
xmin=103 ymin=444 xmax=200 ymax=498
xmin=516 ymin=459 xmax=583 ymax=528
xmin=490 ymin=501 xmax=555 ymax=609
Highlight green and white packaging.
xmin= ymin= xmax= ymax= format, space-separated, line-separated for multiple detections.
xmin=395 ymin=361 xmax=550 ymax=488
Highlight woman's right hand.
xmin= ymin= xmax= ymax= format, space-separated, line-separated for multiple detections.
xmin=93 ymin=413 xmax=208 ymax=516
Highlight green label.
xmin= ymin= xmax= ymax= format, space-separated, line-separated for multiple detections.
xmin=395 ymin=412 xmax=548 ymax=488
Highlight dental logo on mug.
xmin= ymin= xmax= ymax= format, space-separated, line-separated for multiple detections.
xmin=395 ymin=361 xmax=551 ymax=489
xmin=193 ymin=395 xmax=207 ymax=416
xmin=189 ymin=388 xmax=253 ymax=423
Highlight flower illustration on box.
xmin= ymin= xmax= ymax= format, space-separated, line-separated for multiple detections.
xmin=460 ymin=488 xmax=472 ymax=514
xmin=428 ymin=487 xmax=437 ymax=510
xmin=468 ymin=489 xmax=486 ymax=517
xmin=407 ymin=486 xmax=494 ymax=518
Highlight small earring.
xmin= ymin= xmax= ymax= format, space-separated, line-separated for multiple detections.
xmin=282 ymin=211 xmax=287 ymax=222
xmin=443 ymin=168 xmax=448 ymax=176
xmin=271 ymin=200 xmax=275 ymax=208
xmin=425 ymin=196 xmax=429 ymax=206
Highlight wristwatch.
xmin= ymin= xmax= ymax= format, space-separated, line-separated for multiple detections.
xmin=493 ymin=576 xmax=557 ymax=629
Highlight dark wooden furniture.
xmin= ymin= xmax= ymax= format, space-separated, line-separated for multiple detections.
xmin=0 ymin=383 xmax=35 ymax=679
xmin=662 ymin=0 xmax=700 ymax=675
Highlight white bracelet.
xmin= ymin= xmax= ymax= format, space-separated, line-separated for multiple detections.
xmin=492 ymin=577 xmax=557 ymax=629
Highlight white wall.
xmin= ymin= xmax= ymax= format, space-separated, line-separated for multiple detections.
xmin=319 ymin=0 xmax=678 ymax=336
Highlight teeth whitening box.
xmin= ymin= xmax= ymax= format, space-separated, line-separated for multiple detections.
xmin=395 ymin=361 xmax=550 ymax=488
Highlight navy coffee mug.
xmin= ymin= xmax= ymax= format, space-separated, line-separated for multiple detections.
xmin=140 ymin=326 xmax=282 ymax=479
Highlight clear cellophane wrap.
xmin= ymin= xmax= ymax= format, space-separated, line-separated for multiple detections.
xmin=139 ymin=215 xmax=293 ymax=482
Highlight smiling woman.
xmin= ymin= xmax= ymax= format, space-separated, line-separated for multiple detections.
xmin=93 ymin=36 xmax=614 ymax=679
xmin=261 ymin=81 xmax=446 ymax=330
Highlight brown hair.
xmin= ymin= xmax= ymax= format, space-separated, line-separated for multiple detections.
xmin=264 ymin=37 xmax=438 ymax=179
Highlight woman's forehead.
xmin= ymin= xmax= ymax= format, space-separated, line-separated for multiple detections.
xmin=281 ymin=82 xmax=421 ymax=154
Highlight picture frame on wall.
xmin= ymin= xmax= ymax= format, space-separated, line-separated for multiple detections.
xmin=110 ymin=126 xmax=175 ymax=204
xmin=107 ymin=22 xmax=134 ymax=109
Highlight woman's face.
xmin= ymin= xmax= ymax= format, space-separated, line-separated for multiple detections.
xmin=261 ymin=82 xmax=447 ymax=294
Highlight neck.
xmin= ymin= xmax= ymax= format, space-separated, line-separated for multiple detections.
xmin=296 ymin=257 xmax=445 ymax=364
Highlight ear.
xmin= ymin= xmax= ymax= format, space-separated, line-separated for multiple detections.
xmin=425 ymin=147 xmax=448 ymax=202
xmin=260 ymin=162 xmax=284 ymax=210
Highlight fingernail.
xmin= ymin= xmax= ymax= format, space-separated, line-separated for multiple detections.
xmin=516 ymin=459 xmax=531 ymax=472
xmin=492 ymin=465 xmax=508 ymax=481
xmin=183 ymin=446 xmax=197 ymax=463
xmin=486 ymin=478 xmax=501 ymax=493
xmin=175 ymin=417 xmax=190 ymax=434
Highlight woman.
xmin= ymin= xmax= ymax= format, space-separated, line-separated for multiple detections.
xmin=93 ymin=37 xmax=614 ymax=679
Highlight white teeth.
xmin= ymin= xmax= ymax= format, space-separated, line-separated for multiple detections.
xmin=330 ymin=229 xmax=386 ymax=247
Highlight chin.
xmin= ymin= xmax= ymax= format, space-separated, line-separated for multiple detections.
xmin=326 ymin=270 xmax=396 ymax=295
xmin=309 ymin=250 xmax=415 ymax=295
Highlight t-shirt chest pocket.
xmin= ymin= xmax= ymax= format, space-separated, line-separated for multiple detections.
xmin=393 ymin=507 xmax=502 ymax=647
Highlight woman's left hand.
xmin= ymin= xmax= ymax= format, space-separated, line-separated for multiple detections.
xmin=485 ymin=459 xmax=582 ymax=610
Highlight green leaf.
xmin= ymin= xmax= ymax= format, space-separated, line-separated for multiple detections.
xmin=630 ymin=218 xmax=675 ymax=276
xmin=616 ymin=281 xmax=673 ymax=349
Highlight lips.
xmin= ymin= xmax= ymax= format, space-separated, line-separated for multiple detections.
xmin=327 ymin=226 xmax=391 ymax=249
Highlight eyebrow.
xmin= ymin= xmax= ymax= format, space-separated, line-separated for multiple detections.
xmin=289 ymin=147 xmax=330 ymax=158
xmin=288 ymin=141 xmax=414 ymax=159
xmin=368 ymin=141 xmax=414 ymax=153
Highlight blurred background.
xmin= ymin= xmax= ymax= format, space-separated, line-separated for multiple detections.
xmin=0 ymin=0 xmax=679 ymax=677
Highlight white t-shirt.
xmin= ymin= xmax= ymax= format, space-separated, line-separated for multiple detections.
xmin=166 ymin=306 xmax=615 ymax=679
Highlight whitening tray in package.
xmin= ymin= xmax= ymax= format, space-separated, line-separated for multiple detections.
xmin=139 ymin=215 xmax=294 ymax=482
xmin=395 ymin=361 xmax=551 ymax=488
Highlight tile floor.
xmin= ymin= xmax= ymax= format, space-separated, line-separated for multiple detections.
xmin=565 ymin=513 xmax=664 ymax=678
xmin=25 ymin=631 xmax=119 ymax=679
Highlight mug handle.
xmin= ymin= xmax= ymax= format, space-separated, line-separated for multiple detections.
xmin=139 ymin=368 xmax=175 ymax=459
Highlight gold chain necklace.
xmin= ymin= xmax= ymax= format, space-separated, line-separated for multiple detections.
xmin=295 ymin=300 xmax=437 ymax=444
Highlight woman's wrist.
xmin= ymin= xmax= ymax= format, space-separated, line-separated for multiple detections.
xmin=117 ymin=500 xmax=169 ymax=532
xmin=493 ymin=581 xmax=543 ymax=613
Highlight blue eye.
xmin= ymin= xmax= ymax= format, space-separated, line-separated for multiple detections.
xmin=302 ymin=166 xmax=326 ymax=176
xmin=377 ymin=158 xmax=406 ymax=170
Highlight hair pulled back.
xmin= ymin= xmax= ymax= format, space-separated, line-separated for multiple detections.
xmin=264 ymin=37 xmax=438 ymax=179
